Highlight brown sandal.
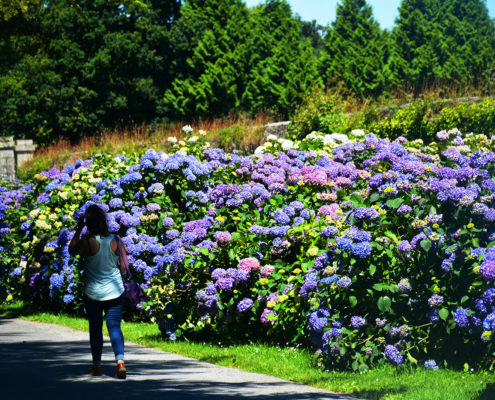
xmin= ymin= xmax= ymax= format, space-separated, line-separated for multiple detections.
xmin=89 ymin=365 xmax=102 ymax=376
xmin=115 ymin=362 xmax=126 ymax=379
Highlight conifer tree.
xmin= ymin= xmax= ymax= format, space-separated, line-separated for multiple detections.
xmin=241 ymin=0 xmax=319 ymax=117
xmin=319 ymin=0 xmax=389 ymax=98
xmin=389 ymin=0 xmax=495 ymax=92
xmin=0 ymin=0 xmax=181 ymax=142
xmin=160 ymin=0 xmax=250 ymax=119
xmin=436 ymin=0 xmax=495 ymax=86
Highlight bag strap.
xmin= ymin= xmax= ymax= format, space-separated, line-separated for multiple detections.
xmin=115 ymin=235 xmax=132 ymax=278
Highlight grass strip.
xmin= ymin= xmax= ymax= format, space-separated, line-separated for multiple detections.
xmin=1 ymin=301 xmax=492 ymax=400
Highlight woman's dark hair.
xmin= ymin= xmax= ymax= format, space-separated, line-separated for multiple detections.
xmin=85 ymin=204 xmax=110 ymax=236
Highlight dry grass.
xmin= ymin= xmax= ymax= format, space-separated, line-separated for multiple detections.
xmin=18 ymin=113 xmax=272 ymax=180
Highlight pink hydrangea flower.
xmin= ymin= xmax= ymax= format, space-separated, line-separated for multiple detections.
xmin=260 ymin=265 xmax=275 ymax=278
xmin=238 ymin=257 xmax=260 ymax=272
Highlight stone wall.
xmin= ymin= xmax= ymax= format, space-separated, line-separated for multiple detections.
xmin=0 ymin=137 xmax=36 ymax=181
xmin=263 ymin=121 xmax=290 ymax=138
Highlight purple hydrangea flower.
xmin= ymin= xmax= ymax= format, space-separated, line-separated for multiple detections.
xmin=428 ymin=294 xmax=444 ymax=307
xmin=336 ymin=276 xmax=352 ymax=289
xmin=214 ymin=231 xmax=233 ymax=243
xmin=397 ymin=278 xmax=412 ymax=293
xmin=454 ymin=308 xmax=470 ymax=328
xmin=397 ymin=204 xmax=412 ymax=215
xmin=237 ymin=298 xmax=254 ymax=313
xmin=384 ymin=345 xmax=403 ymax=366
xmin=260 ymin=308 xmax=277 ymax=325
xmin=398 ymin=240 xmax=412 ymax=254
xmin=424 ymin=359 xmax=439 ymax=370
xmin=483 ymin=288 xmax=495 ymax=305
xmin=350 ymin=316 xmax=366 ymax=328
xmin=354 ymin=207 xmax=380 ymax=220
xmin=480 ymin=260 xmax=495 ymax=281
xmin=217 ymin=278 xmax=234 ymax=291
xmin=351 ymin=242 xmax=372 ymax=258
xmin=162 ymin=217 xmax=174 ymax=227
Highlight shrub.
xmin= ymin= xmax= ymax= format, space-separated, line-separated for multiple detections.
xmin=1 ymin=126 xmax=495 ymax=372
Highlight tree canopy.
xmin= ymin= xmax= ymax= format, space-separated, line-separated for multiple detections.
xmin=1 ymin=0 xmax=494 ymax=144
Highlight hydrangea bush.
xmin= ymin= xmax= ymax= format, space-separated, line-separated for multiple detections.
xmin=1 ymin=126 xmax=494 ymax=372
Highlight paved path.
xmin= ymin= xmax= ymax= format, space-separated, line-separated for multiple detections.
xmin=0 ymin=317 xmax=361 ymax=400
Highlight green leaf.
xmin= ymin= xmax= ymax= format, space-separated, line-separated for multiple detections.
xmin=369 ymin=264 xmax=377 ymax=276
xmin=407 ymin=352 xmax=418 ymax=365
xmin=460 ymin=296 xmax=469 ymax=304
xmin=350 ymin=194 xmax=364 ymax=207
xmin=420 ymin=239 xmax=432 ymax=252
xmin=349 ymin=296 xmax=358 ymax=307
xmin=199 ymin=247 xmax=209 ymax=256
xmin=384 ymin=230 xmax=398 ymax=241
xmin=386 ymin=198 xmax=404 ymax=209
xmin=377 ymin=296 xmax=392 ymax=312
xmin=439 ymin=308 xmax=449 ymax=321
xmin=369 ymin=193 xmax=380 ymax=203
xmin=373 ymin=283 xmax=385 ymax=291
xmin=228 ymin=249 xmax=235 ymax=260
xmin=231 ymin=232 xmax=241 ymax=241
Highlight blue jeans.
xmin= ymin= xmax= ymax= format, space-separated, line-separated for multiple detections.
xmin=83 ymin=294 xmax=125 ymax=364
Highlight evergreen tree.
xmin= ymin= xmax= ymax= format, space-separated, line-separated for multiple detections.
xmin=0 ymin=0 xmax=181 ymax=143
xmin=437 ymin=0 xmax=495 ymax=86
xmin=319 ymin=0 xmax=389 ymax=99
xmin=160 ymin=0 xmax=250 ymax=120
xmin=241 ymin=0 xmax=320 ymax=117
xmin=389 ymin=0 xmax=495 ymax=92
xmin=296 ymin=17 xmax=325 ymax=57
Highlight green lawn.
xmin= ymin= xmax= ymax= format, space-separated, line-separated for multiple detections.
xmin=0 ymin=301 xmax=492 ymax=400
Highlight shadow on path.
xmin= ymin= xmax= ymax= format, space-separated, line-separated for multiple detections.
xmin=0 ymin=317 xmax=354 ymax=400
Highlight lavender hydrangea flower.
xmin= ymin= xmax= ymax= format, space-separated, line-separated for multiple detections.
xmin=483 ymin=288 xmax=495 ymax=305
xmin=214 ymin=231 xmax=233 ymax=243
xmin=336 ymin=276 xmax=352 ymax=289
xmin=454 ymin=308 xmax=470 ymax=328
xmin=424 ymin=359 xmax=439 ymax=370
xmin=397 ymin=204 xmax=412 ymax=215
xmin=397 ymin=278 xmax=412 ymax=293
xmin=351 ymin=242 xmax=372 ymax=258
xmin=428 ymin=294 xmax=444 ymax=307
xmin=217 ymin=278 xmax=234 ymax=291
xmin=237 ymin=298 xmax=254 ymax=312
xmin=480 ymin=260 xmax=495 ymax=281
xmin=260 ymin=308 xmax=277 ymax=325
xmin=350 ymin=316 xmax=365 ymax=328
xmin=376 ymin=318 xmax=387 ymax=327
xmin=274 ymin=210 xmax=291 ymax=225
xmin=384 ymin=345 xmax=403 ymax=366
xmin=354 ymin=207 xmax=379 ymax=220
xmin=398 ymin=240 xmax=412 ymax=254
xmin=162 ymin=217 xmax=174 ymax=227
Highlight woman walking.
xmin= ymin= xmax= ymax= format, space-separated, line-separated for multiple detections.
xmin=69 ymin=204 xmax=128 ymax=379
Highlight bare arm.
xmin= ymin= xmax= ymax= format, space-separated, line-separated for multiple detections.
xmin=68 ymin=218 xmax=87 ymax=256
xmin=113 ymin=236 xmax=129 ymax=276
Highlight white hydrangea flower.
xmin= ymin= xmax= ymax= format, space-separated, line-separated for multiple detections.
xmin=254 ymin=146 xmax=265 ymax=154
xmin=182 ymin=125 xmax=193 ymax=133
xmin=199 ymin=129 xmax=207 ymax=136
xmin=305 ymin=132 xmax=320 ymax=141
xmin=188 ymin=136 xmax=199 ymax=143
xmin=326 ymin=133 xmax=349 ymax=144
xmin=267 ymin=134 xmax=278 ymax=141
xmin=167 ymin=137 xmax=177 ymax=143
xmin=280 ymin=139 xmax=294 ymax=151
xmin=351 ymin=129 xmax=365 ymax=137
